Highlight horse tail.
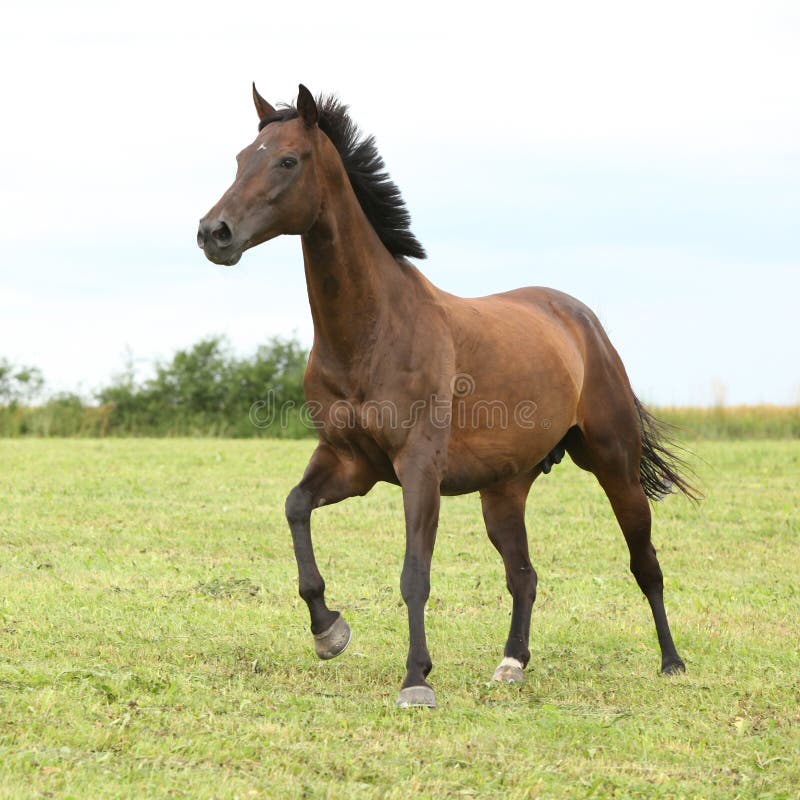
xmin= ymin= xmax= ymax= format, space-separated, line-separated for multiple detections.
xmin=634 ymin=396 xmax=700 ymax=503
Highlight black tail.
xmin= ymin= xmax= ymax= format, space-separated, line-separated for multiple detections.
xmin=634 ymin=396 xmax=701 ymax=503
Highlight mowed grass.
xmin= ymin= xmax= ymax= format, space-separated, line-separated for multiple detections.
xmin=0 ymin=440 xmax=798 ymax=799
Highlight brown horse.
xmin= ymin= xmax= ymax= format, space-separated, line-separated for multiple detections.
xmin=198 ymin=84 xmax=696 ymax=708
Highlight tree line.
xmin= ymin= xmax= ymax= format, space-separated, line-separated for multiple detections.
xmin=0 ymin=336 xmax=310 ymax=437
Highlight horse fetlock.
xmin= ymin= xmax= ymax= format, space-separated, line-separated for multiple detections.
xmin=660 ymin=656 xmax=686 ymax=675
xmin=298 ymin=578 xmax=325 ymax=604
xmin=404 ymin=654 xmax=433 ymax=680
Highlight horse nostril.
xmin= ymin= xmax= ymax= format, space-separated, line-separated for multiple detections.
xmin=212 ymin=221 xmax=232 ymax=246
xmin=197 ymin=226 xmax=206 ymax=248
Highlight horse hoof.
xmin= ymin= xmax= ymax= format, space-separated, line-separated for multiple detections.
xmin=313 ymin=614 xmax=351 ymax=660
xmin=661 ymin=658 xmax=686 ymax=675
xmin=396 ymin=686 xmax=436 ymax=708
xmin=493 ymin=657 xmax=526 ymax=683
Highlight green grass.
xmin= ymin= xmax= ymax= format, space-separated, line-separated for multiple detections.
xmin=1 ymin=440 xmax=798 ymax=799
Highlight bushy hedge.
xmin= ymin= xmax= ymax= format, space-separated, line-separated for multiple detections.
xmin=0 ymin=337 xmax=310 ymax=437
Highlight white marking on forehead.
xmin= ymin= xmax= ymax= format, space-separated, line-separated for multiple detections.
xmin=257 ymin=143 xmax=267 ymax=151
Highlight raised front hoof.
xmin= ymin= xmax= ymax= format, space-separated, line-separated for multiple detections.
xmin=313 ymin=614 xmax=351 ymax=660
xmin=396 ymin=685 xmax=436 ymax=709
xmin=493 ymin=660 xmax=526 ymax=684
xmin=661 ymin=657 xmax=686 ymax=675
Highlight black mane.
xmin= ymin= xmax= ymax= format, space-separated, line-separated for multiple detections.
xmin=258 ymin=96 xmax=426 ymax=261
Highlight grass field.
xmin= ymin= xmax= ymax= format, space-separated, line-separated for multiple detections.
xmin=1 ymin=439 xmax=798 ymax=799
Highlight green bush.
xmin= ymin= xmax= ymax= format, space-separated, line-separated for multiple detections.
xmin=1 ymin=337 xmax=311 ymax=438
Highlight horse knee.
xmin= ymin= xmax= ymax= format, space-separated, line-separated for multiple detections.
xmin=400 ymin=561 xmax=430 ymax=606
xmin=285 ymin=485 xmax=312 ymax=526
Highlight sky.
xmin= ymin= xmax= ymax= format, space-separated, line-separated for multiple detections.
xmin=1 ymin=0 xmax=799 ymax=406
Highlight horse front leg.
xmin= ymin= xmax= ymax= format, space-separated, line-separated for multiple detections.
xmin=394 ymin=457 xmax=443 ymax=708
xmin=285 ymin=443 xmax=375 ymax=659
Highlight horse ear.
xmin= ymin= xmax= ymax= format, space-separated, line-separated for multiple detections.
xmin=297 ymin=84 xmax=318 ymax=127
xmin=252 ymin=83 xmax=275 ymax=121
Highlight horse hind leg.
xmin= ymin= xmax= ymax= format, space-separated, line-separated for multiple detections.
xmin=565 ymin=426 xmax=686 ymax=674
xmin=605 ymin=476 xmax=686 ymax=674
xmin=480 ymin=475 xmax=538 ymax=683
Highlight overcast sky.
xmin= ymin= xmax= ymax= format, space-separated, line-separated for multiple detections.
xmin=1 ymin=0 xmax=798 ymax=405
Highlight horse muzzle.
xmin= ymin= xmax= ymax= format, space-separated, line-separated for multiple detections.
xmin=197 ymin=218 xmax=242 ymax=266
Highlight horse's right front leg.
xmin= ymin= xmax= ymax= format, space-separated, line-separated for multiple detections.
xmin=285 ymin=443 xmax=375 ymax=660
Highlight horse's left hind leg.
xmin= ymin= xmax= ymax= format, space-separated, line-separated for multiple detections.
xmin=480 ymin=475 xmax=537 ymax=683
xmin=595 ymin=469 xmax=686 ymax=675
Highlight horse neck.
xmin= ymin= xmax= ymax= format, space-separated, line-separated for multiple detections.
xmin=300 ymin=155 xmax=410 ymax=366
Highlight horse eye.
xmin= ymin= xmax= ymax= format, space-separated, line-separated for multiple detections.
xmin=280 ymin=157 xmax=298 ymax=169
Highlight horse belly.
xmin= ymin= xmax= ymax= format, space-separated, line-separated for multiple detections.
xmin=440 ymin=403 xmax=575 ymax=494
xmin=440 ymin=327 xmax=582 ymax=494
